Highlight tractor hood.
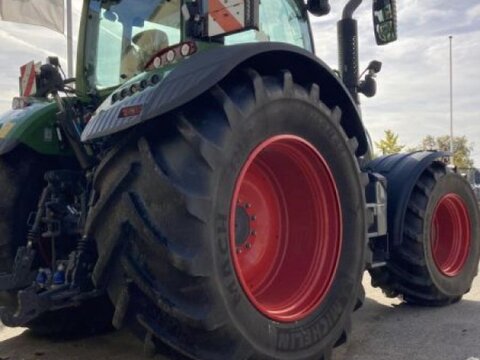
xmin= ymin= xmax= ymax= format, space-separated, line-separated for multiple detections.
xmin=0 ymin=99 xmax=61 ymax=155
xmin=0 ymin=100 xmax=52 ymax=128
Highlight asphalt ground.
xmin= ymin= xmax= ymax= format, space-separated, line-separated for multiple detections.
xmin=0 ymin=273 xmax=479 ymax=360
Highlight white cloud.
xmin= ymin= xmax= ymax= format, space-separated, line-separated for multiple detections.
xmin=467 ymin=4 xmax=480 ymax=23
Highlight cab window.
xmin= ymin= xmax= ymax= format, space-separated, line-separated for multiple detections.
xmin=225 ymin=0 xmax=312 ymax=51
xmin=89 ymin=0 xmax=181 ymax=89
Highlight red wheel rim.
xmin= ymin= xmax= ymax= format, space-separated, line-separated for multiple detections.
xmin=430 ymin=193 xmax=471 ymax=277
xmin=229 ymin=135 xmax=342 ymax=323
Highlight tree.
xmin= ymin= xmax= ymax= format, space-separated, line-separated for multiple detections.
xmin=416 ymin=135 xmax=474 ymax=169
xmin=421 ymin=135 xmax=436 ymax=150
xmin=375 ymin=130 xmax=405 ymax=155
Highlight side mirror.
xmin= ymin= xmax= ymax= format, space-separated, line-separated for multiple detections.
xmin=308 ymin=0 xmax=331 ymax=17
xmin=373 ymin=0 xmax=397 ymax=45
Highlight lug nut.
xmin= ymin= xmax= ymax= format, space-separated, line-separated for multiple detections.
xmin=245 ymin=242 xmax=252 ymax=249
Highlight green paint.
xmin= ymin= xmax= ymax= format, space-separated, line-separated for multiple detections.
xmin=0 ymin=99 xmax=67 ymax=155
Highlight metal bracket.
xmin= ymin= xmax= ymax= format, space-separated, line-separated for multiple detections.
xmin=0 ymin=285 xmax=54 ymax=327
xmin=366 ymin=173 xmax=389 ymax=268
xmin=0 ymin=283 xmax=103 ymax=327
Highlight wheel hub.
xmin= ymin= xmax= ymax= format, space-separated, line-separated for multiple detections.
xmin=234 ymin=203 xmax=255 ymax=250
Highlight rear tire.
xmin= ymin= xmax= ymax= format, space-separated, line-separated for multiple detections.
xmin=370 ymin=162 xmax=480 ymax=305
xmin=91 ymin=69 xmax=367 ymax=359
xmin=0 ymin=149 xmax=113 ymax=336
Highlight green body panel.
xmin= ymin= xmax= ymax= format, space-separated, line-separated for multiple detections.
xmin=0 ymin=100 xmax=66 ymax=156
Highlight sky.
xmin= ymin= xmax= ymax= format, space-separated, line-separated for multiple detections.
xmin=0 ymin=0 xmax=479 ymax=164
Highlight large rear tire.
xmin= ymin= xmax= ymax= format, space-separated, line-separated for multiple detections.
xmin=370 ymin=162 xmax=480 ymax=305
xmin=0 ymin=149 xmax=113 ymax=336
xmin=90 ymin=69 xmax=367 ymax=359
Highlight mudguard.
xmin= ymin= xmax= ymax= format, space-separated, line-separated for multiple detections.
xmin=0 ymin=100 xmax=64 ymax=156
xmin=366 ymin=151 xmax=448 ymax=247
xmin=81 ymin=42 xmax=369 ymax=156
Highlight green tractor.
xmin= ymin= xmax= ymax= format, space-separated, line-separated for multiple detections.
xmin=1 ymin=0 xmax=479 ymax=358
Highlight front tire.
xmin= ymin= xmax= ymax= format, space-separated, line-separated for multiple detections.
xmin=370 ymin=162 xmax=480 ymax=305
xmin=91 ymin=69 xmax=367 ymax=359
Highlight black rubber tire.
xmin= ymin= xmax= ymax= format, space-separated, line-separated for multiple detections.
xmin=90 ymin=69 xmax=367 ymax=359
xmin=0 ymin=148 xmax=113 ymax=336
xmin=0 ymin=149 xmax=44 ymax=275
xmin=370 ymin=162 xmax=480 ymax=306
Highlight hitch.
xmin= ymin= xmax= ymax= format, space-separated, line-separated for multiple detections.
xmin=0 ymin=246 xmax=102 ymax=327
xmin=0 ymin=283 xmax=103 ymax=327
xmin=0 ymin=243 xmax=103 ymax=327
xmin=0 ymin=234 xmax=101 ymax=326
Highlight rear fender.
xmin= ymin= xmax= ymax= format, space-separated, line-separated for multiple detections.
xmin=366 ymin=151 xmax=448 ymax=247
xmin=0 ymin=101 xmax=64 ymax=156
xmin=81 ymin=42 xmax=369 ymax=156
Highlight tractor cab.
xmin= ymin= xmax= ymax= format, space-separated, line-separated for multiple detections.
xmin=80 ymin=0 xmax=312 ymax=94
xmin=77 ymin=0 xmax=398 ymax=105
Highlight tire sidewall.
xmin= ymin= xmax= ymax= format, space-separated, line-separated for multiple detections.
xmin=211 ymin=96 xmax=365 ymax=358
xmin=423 ymin=172 xmax=480 ymax=296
